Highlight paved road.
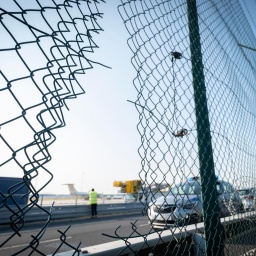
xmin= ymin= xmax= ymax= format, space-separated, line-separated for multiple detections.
xmin=0 ymin=213 xmax=151 ymax=256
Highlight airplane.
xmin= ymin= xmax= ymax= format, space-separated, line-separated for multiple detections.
xmin=63 ymin=183 xmax=89 ymax=200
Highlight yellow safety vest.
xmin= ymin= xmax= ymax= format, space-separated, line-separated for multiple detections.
xmin=89 ymin=191 xmax=97 ymax=204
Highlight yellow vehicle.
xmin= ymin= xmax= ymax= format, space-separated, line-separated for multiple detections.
xmin=113 ymin=180 xmax=142 ymax=194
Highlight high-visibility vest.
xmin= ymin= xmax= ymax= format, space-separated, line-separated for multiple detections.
xmin=89 ymin=191 xmax=97 ymax=204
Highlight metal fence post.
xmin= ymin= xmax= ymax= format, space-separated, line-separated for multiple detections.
xmin=186 ymin=0 xmax=224 ymax=255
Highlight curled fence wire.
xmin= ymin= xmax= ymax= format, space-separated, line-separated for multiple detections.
xmin=0 ymin=0 xmax=106 ymax=255
xmin=109 ymin=0 xmax=256 ymax=255
xmin=1 ymin=0 xmax=256 ymax=255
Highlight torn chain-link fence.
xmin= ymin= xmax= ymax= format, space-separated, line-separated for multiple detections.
xmin=0 ymin=0 xmax=106 ymax=255
xmin=114 ymin=0 xmax=256 ymax=255
xmin=1 ymin=0 xmax=256 ymax=256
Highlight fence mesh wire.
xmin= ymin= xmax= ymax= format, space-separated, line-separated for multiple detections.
xmin=1 ymin=0 xmax=256 ymax=255
xmin=116 ymin=0 xmax=256 ymax=255
xmin=0 ymin=0 xmax=105 ymax=255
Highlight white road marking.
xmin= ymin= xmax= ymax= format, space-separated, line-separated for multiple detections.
xmin=139 ymin=223 xmax=149 ymax=227
xmin=0 ymin=219 xmax=116 ymax=236
xmin=0 ymin=237 xmax=72 ymax=250
xmin=0 ymin=215 xmax=145 ymax=235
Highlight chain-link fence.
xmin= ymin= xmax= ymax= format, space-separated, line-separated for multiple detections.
xmin=115 ymin=0 xmax=256 ymax=255
xmin=0 ymin=0 xmax=106 ymax=255
xmin=1 ymin=0 xmax=256 ymax=255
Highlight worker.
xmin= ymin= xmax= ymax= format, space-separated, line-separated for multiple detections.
xmin=89 ymin=188 xmax=98 ymax=218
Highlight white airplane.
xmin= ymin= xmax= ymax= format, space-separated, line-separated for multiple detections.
xmin=63 ymin=183 xmax=89 ymax=199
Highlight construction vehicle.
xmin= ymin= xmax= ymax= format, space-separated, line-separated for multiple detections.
xmin=113 ymin=180 xmax=142 ymax=194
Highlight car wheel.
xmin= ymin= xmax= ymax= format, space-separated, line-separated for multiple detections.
xmin=183 ymin=213 xmax=202 ymax=225
xmin=192 ymin=213 xmax=203 ymax=223
xmin=237 ymin=203 xmax=245 ymax=213
xmin=220 ymin=201 xmax=231 ymax=217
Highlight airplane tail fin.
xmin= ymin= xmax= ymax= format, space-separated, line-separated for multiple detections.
xmin=63 ymin=184 xmax=78 ymax=195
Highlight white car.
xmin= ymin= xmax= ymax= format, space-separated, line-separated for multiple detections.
xmin=148 ymin=177 xmax=244 ymax=228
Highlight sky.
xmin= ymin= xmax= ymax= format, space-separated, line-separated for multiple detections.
xmin=38 ymin=1 xmax=141 ymax=194
xmin=240 ymin=0 xmax=256 ymax=37
xmin=0 ymin=1 xmax=140 ymax=195
xmin=1 ymin=0 xmax=256 ymax=195
xmin=40 ymin=0 xmax=256 ymax=194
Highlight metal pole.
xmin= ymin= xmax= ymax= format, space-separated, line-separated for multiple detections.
xmin=186 ymin=0 xmax=224 ymax=255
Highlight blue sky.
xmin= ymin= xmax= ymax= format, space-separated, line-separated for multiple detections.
xmin=0 ymin=1 xmax=140 ymax=194
xmin=1 ymin=0 xmax=256 ymax=195
xmin=40 ymin=1 xmax=141 ymax=194
xmin=44 ymin=0 xmax=256 ymax=194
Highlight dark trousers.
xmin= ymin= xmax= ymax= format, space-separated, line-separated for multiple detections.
xmin=91 ymin=204 xmax=97 ymax=216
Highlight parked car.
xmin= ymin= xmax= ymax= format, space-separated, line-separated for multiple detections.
xmin=238 ymin=188 xmax=256 ymax=211
xmin=148 ymin=176 xmax=244 ymax=228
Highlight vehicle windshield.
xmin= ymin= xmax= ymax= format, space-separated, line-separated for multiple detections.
xmin=171 ymin=181 xmax=201 ymax=195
